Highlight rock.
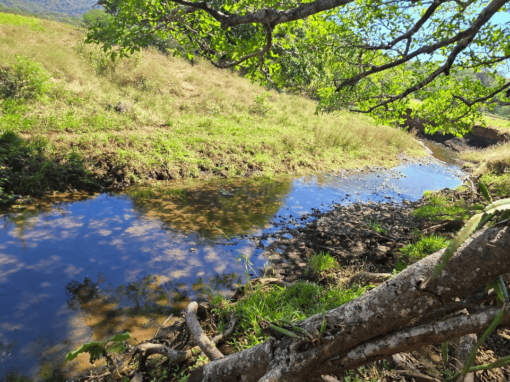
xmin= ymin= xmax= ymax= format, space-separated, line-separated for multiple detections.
xmin=114 ymin=101 xmax=128 ymax=113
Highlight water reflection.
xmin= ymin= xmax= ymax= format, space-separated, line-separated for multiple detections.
xmin=0 ymin=157 xmax=463 ymax=380
xmin=126 ymin=177 xmax=293 ymax=239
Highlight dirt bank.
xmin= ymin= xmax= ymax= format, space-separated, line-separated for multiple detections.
xmin=403 ymin=109 xmax=510 ymax=152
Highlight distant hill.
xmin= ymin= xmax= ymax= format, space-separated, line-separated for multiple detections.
xmin=0 ymin=0 xmax=95 ymax=16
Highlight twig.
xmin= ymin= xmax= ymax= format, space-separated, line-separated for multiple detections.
xmin=153 ymin=314 xmax=174 ymax=339
xmin=212 ymin=313 xmax=237 ymax=343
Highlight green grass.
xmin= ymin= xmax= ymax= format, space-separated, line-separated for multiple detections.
xmin=483 ymin=115 xmax=510 ymax=130
xmin=395 ymin=234 xmax=450 ymax=272
xmin=0 ymin=130 xmax=97 ymax=202
xmin=413 ymin=191 xmax=470 ymax=221
xmin=212 ymin=281 xmax=367 ymax=349
xmin=0 ymin=13 xmax=425 ymax=199
xmin=0 ymin=12 xmax=44 ymax=30
xmin=400 ymin=234 xmax=450 ymax=261
xmin=478 ymin=173 xmax=510 ymax=197
xmin=365 ymin=219 xmax=388 ymax=234
xmin=307 ymin=252 xmax=339 ymax=274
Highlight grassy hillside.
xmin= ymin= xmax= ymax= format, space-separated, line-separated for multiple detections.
xmin=0 ymin=13 xmax=424 ymax=202
xmin=0 ymin=0 xmax=94 ymax=16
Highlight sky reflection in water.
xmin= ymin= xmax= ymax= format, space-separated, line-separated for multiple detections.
xmin=0 ymin=156 xmax=462 ymax=380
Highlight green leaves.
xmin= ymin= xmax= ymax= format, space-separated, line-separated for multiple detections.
xmin=65 ymin=331 xmax=130 ymax=364
xmin=479 ymin=182 xmax=492 ymax=203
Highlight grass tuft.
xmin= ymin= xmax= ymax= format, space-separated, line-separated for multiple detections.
xmin=365 ymin=219 xmax=388 ymax=234
xmin=413 ymin=191 xmax=470 ymax=221
xmin=308 ymin=252 xmax=339 ymax=275
xmin=395 ymin=234 xmax=450 ymax=272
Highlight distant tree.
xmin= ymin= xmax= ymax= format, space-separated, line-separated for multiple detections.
xmin=82 ymin=8 xmax=110 ymax=27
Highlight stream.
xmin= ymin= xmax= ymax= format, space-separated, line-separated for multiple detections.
xmin=0 ymin=142 xmax=463 ymax=380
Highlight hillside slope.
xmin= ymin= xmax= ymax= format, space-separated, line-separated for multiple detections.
xmin=0 ymin=14 xmax=424 ymax=201
xmin=0 ymin=0 xmax=94 ymax=16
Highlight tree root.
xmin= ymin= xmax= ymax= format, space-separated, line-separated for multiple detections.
xmin=186 ymin=301 xmax=224 ymax=361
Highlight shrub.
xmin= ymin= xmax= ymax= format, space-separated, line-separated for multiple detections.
xmin=0 ymin=56 xmax=50 ymax=100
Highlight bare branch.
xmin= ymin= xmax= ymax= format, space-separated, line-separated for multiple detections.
xmin=453 ymin=81 xmax=510 ymax=107
xmin=354 ymin=0 xmax=447 ymax=51
xmin=186 ymin=301 xmax=224 ymax=361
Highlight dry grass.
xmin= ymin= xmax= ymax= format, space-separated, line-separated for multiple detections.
xmin=461 ymin=143 xmax=510 ymax=174
xmin=461 ymin=143 xmax=510 ymax=196
xmin=483 ymin=115 xmax=510 ymax=131
xmin=0 ymin=14 xmax=425 ymax=190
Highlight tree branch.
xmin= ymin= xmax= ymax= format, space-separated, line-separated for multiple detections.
xmin=322 ymin=306 xmax=510 ymax=374
xmin=166 ymin=0 xmax=356 ymax=29
xmin=186 ymin=301 xmax=224 ymax=361
xmin=344 ymin=0 xmax=508 ymax=113
xmin=190 ymin=224 xmax=510 ymax=382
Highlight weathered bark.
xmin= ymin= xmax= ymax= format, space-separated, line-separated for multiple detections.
xmin=453 ymin=334 xmax=477 ymax=382
xmin=189 ymin=224 xmax=510 ymax=382
xmin=349 ymin=272 xmax=392 ymax=286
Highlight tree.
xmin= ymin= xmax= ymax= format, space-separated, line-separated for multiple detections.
xmin=82 ymin=9 xmax=111 ymax=28
xmin=87 ymin=0 xmax=510 ymax=134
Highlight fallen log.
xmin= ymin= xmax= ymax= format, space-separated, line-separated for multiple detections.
xmin=188 ymin=224 xmax=510 ymax=381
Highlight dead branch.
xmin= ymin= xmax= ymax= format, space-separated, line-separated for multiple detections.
xmin=211 ymin=313 xmax=236 ymax=344
xmin=186 ymin=301 xmax=224 ymax=361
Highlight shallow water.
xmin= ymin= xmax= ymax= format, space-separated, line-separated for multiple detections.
xmin=0 ymin=147 xmax=463 ymax=380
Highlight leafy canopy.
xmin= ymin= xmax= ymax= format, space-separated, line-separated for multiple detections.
xmin=87 ymin=0 xmax=510 ymax=134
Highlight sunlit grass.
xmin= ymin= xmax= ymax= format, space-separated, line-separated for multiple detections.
xmin=413 ymin=191 xmax=470 ymax=221
xmin=308 ymin=252 xmax=339 ymax=274
xmin=0 ymin=13 xmax=425 ymax=195
xmin=395 ymin=234 xmax=450 ymax=272
xmin=0 ymin=12 xmax=44 ymax=30
xmin=211 ymin=281 xmax=367 ymax=350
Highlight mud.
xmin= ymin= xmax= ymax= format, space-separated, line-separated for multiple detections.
xmin=257 ymin=199 xmax=425 ymax=281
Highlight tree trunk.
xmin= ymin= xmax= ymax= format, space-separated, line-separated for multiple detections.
xmin=189 ymin=224 xmax=510 ymax=382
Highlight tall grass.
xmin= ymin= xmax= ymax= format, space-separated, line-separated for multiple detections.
xmin=0 ymin=13 xmax=425 ymax=193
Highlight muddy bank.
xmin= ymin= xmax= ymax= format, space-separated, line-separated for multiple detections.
xmin=403 ymin=110 xmax=510 ymax=152
xmin=257 ymin=199 xmax=423 ymax=281
xmin=255 ymin=188 xmax=510 ymax=382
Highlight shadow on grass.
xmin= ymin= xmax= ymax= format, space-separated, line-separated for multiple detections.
xmin=0 ymin=130 xmax=99 ymax=203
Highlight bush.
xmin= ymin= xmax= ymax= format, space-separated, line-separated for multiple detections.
xmin=0 ymin=56 xmax=50 ymax=100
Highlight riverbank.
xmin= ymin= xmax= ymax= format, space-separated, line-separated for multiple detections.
xmin=70 ymin=178 xmax=510 ymax=382
xmin=0 ymin=14 xmax=425 ymax=204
